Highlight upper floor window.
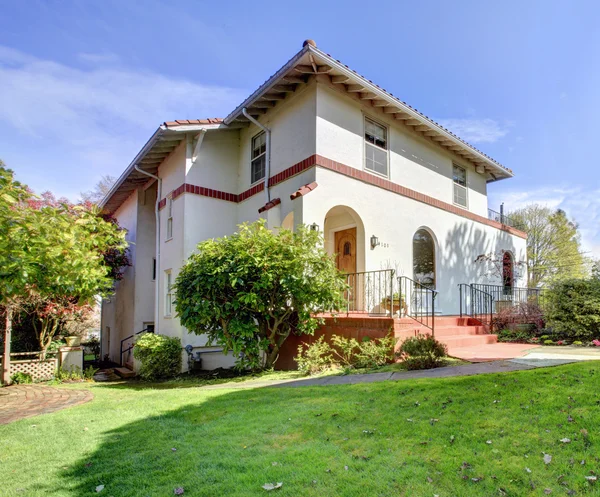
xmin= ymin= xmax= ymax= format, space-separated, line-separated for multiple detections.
xmin=251 ymin=131 xmax=266 ymax=184
xmin=166 ymin=196 xmax=173 ymax=240
xmin=364 ymin=117 xmax=388 ymax=176
xmin=452 ymin=164 xmax=468 ymax=208
xmin=165 ymin=270 xmax=173 ymax=317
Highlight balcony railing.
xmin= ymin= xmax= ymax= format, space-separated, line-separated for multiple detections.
xmin=487 ymin=208 xmax=525 ymax=231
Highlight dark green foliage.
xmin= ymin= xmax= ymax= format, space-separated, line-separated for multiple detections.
xmin=175 ymin=221 xmax=346 ymax=370
xmin=496 ymin=328 xmax=534 ymax=343
xmin=133 ymin=333 xmax=182 ymax=380
xmin=10 ymin=371 xmax=32 ymax=384
xmin=397 ymin=334 xmax=448 ymax=370
xmin=544 ymin=278 xmax=600 ymax=341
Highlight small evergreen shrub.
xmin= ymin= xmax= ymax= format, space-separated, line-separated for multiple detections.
xmin=330 ymin=335 xmax=360 ymax=367
xmin=133 ymin=333 xmax=182 ymax=380
xmin=397 ymin=334 xmax=448 ymax=370
xmin=295 ymin=337 xmax=336 ymax=375
xmin=354 ymin=336 xmax=395 ymax=368
xmin=11 ymin=372 xmax=33 ymax=384
xmin=496 ymin=328 xmax=532 ymax=343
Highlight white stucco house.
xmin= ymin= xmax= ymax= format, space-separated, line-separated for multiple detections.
xmin=100 ymin=40 xmax=528 ymax=371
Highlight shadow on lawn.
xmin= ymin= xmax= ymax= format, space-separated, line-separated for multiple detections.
xmin=47 ymin=363 xmax=600 ymax=496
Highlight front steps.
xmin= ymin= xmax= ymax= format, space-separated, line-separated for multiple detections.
xmin=114 ymin=367 xmax=136 ymax=379
xmin=394 ymin=316 xmax=499 ymax=357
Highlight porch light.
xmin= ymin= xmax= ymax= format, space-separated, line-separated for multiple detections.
xmin=310 ymin=222 xmax=319 ymax=232
xmin=370 ymin=235 xmax=380 ymax=249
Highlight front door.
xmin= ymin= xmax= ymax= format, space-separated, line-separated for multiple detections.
xmin=335 ymin=228 xmax=357 ymax=310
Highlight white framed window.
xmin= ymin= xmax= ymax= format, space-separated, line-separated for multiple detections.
xmin=364 ymin=117 xmax=388 ymax=176
xmin=251 ymin=131 xmax=266 ymax=184
xmin=453 ymin=164 xmax=468 ymax=208
xmin=164 ymin=270 xmax=173 ymax=317
xmin=166 ymin=196 xmax=173 ymax=240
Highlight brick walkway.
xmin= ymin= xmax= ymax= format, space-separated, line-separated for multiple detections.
xmin=0 ymin=385 xmax=93 ymax=425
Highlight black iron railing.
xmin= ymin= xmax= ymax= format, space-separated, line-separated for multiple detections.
xmin=470 ymin=284 xmax=548 ymax=311
xmin=459 ymin=284 xmax=494 ymax=326
xmin=398 ymin=276 xmax=437 ymax=336
xmin=120 ymin=327 xmax=154 ymax=366
xmin=487 ymin=208 xmax=525 ymax=231
xmin=343 ymin=269 xmax=395 ymax=316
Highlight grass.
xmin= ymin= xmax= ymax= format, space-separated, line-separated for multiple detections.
xmin=1 ymin=362 xmax=600 ymax=496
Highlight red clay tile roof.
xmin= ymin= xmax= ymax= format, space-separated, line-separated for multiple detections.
xmin=290 ymin=182 xmax=318 ymax=200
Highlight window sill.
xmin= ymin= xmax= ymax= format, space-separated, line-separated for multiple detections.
xmin=250 ymin=178 xmax=265 ymax=187
xmin=165 ymin=237 xmax=173 ymax=243
xmin=453 ymin=202 xmax=469 ymax=210
xmin=364 ymin=167 xmax=390 ymax=180
xmin=164 ymin=315 xmax=172 ymax=319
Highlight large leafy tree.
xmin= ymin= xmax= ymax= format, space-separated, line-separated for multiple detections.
xmin=510 ymin=205 xmax=587 ymax=288
xmin=0 ymin=164 xmax=128 ymax=382
xmin=175 ymin=221 xmax=347 ymax=370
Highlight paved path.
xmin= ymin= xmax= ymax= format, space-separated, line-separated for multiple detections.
xmin=0 ymin=385 xmax=93 ymax=425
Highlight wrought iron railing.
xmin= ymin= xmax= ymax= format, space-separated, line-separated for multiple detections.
xmin=470 ymin=284 xmax=548 ymax=311
xmin=343 ymin=269 xmax=395 ymax=316
xmin=120 ymin=327 xmax=154 ymax=366
xmin=398 ymin=276 xmax=437 ymax=335
xmin=459 ymin=284 xmax=494 ymax=326
xmin=487 ymin=208 xmax=525 ymax=231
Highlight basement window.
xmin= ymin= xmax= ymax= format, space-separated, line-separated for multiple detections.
xmin=364 ymin=117 xmax=388 ymax=176
xmin=251 ymin=131 xmax=266 ymax=184
xmin=453 ymin=164 xmax=468 ymax=208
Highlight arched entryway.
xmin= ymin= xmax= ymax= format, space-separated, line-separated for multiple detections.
xmin=324 ymin=206 xmax=366 ymax=311
xmin=502 ymin=251 xmax=514 ymax=296
xmin=413 ymin=228 xmax=436 ymax=289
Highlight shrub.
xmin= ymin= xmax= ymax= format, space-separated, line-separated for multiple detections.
xmin=573 ymin=341 xmax=583 ymax=346
xmin=174 ymin=221 xmax=346 ymax=370
xmin=397 ymin=334 xmax=448 ymax=370
xmin=133 ymin=333 xmax=182 ymax=380
xmin=544 ymin=339 xmax=554 ymax=345
xmin=544 ymin=278 xmax=600 ymax=341
xmin=11 ymin=371 xmax=33 ymax=384
xmin=496 ymin=328 xmax=532 ymax=343
xmin=330 ymin=335 xmax=360 ymax=367
xmin=55 ymin=366 xmax=87 ymax=382
xmin=295 ymin=337 xmax=336 ymax=375
xmin=492 ymin=302 xmax=545 ymax=333
xmin=354 ymin=336 xmax=395 ymax=369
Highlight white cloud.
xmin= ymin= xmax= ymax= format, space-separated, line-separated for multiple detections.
xmin=489 ymin=185 xmax=600 ymax=258
xmin=0 ymin=46 xmax=247 ymax=197
xmin=435 ymin=118 xmax=512 ymax=144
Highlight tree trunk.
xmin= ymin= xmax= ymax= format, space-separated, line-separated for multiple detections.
xmin=2 ymin=307 xmax=12 ymax=385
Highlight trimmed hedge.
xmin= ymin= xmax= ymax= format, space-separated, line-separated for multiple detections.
xmin=133 ymin=333 xmax=182 ymax=380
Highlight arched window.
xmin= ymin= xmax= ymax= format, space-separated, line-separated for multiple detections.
xmin=413 ymin=229 xmax=435 ymax=289
xmin=343 ymin=241 xmax=351 ymax=256
xmin=502 ymin=251 xmax=514 ymax=295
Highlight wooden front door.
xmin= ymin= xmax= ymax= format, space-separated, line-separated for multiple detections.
xmin=335 ymin=228 xmax=357 ymax=274
xmin=335 ymin=228 xmax=357 ymax=311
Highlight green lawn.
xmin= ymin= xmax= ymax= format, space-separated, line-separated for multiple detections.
xmin=1 ymin=363 xmax=600 ymax=497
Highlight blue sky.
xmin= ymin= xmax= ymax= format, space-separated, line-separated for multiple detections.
xmin=2 ymin=0 xmax=599 ymax=255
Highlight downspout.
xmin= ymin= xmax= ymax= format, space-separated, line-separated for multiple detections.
xmin=134 ymin=165 xmax=162 ymax=333
xmin=242 ymin=108 xmax=271 ymax=203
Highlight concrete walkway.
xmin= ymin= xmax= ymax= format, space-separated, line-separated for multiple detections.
xmin=203 ymin=345 xmax=600 ymax=390
xmin=0 ymin=385 xmax=93 ymax=425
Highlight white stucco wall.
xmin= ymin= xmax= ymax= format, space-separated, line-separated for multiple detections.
xmin=316 ymin=83 xmax=489 ymax=217
xmin=302 ymin=167 xmax=527 ymax=314
xmin=101 ymin=189 xmax=138 ymax=363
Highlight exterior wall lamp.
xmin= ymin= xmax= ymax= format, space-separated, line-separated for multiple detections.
xmin=370 ymin=235 xmax=380 ymax=249
xmin=310 ymin=222 xmax=319 ymax=232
